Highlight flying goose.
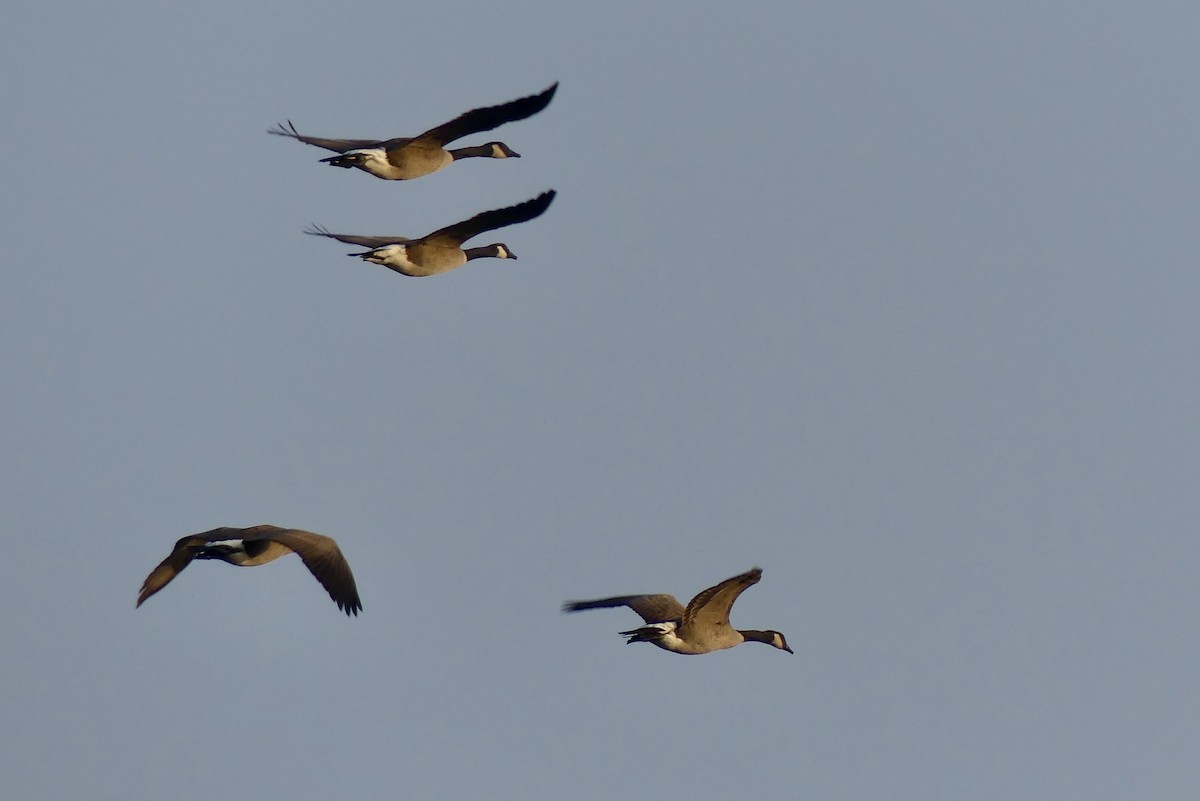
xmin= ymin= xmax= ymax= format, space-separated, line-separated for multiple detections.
xmin=269 ymin=82 xmax=558 ymax=180
xmin=563 ymin=568 xmax=792 ymax=655
xmin=306 ymin=190 xmax=556 ymax=277
xmin=137 ymin=525 xmax=362 ymax=616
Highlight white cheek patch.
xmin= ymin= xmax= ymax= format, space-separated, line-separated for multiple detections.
xmin=496 ymin=245 xmax=510 ymax=259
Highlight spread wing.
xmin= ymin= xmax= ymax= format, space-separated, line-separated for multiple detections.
xmin=415 ymin=83 xmax=558 ymax=146
xmin=249 ymin=528 xmax=362 ymax=616
xmin=562 ymin=593 xmax=686 ymax=624
xmin=136 ymin=535 xmax=208 ymax=607
xmin=304 ymin=224 xmax=411 ymax=248
xmin=424 ymin=191 xmax=556 ymax=247
xmin=681 ymin=568 xmax=762 ymax=632
xmin=268 ymin=120 xmax=386 ymax=154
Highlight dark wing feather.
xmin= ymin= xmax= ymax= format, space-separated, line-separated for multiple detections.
xmin=304 ymin=224 xmax=411 ymax=248
xmin=268 ymin=120 xmax=385 ymax=154
xmin=562 ymin=593 xmax=686 ymax=624
xmin=681 ymin=568 xmax=762 ymax=631
xmin=424 ymin=191 xmax=556 ymax=247
xmin=136 ymin=535 xmax=208 ymax=607
xmin=234 ymin=523 xmax=286 ymax=538
xmin=254 ymin=528 xmax=362 ymax=616
xmin=416 ymin=83 xmax=558 ymax=146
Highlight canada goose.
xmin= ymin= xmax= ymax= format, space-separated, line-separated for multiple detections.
xmin=306 ymin=190 xmax=555 ymax=277
xmin=137 ymin=525 xmax=362 ymax=616
xmin=269 ymin=83 xmax=557 ymax=180
xmin=563 ymin=568 xmax=792 ymax=655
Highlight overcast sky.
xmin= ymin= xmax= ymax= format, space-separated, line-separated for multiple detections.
xmin=3 ymin=2 xmax=1199 ymax=799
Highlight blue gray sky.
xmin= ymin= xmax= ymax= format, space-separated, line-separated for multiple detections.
xmin=3 ymin=2 xmax=1199 ymax=799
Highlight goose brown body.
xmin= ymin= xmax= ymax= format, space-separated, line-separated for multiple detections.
xmin=563 ymin=568 xmax=792 ymax=655
xmin=270 ymin=83 xmax=557 ymax=180
xmin=137 ymin=525 xmax=362 ymax=616
xmin=307 ymin=190 xmax=556 ymax=277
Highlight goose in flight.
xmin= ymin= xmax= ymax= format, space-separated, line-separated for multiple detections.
xmin=563 ymin=568 xmax=792 ymax=655
xmin=270 ymin=83 xmax=557 ymax=180
xmin=137 ymin=525 xmax=362 ymax=616
xmin=306 ymin=190 xmax=555 ymax=277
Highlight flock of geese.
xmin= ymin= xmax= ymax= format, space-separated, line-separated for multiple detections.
xmin=136 ymin=83 xmax=793 ymax=657
xmin=276 ymin=82 xmax=558 ymax=277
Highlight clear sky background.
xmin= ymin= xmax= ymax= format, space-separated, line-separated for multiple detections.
xmin=2 ymin=2 xmax=1198 ymax=799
